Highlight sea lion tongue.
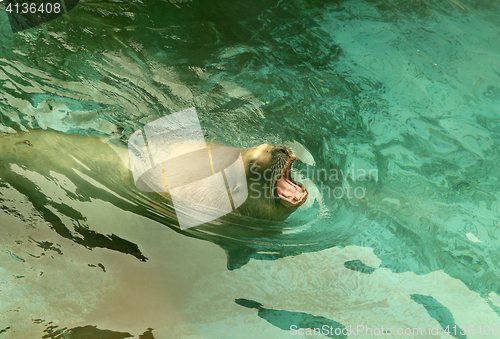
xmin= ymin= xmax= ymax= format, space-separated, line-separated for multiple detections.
xmin=276 ymin=176 xmax=305 ymax=203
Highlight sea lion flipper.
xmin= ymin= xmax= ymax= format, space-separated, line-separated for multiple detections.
xmin=226 ymin=247 xmax=256 ymax=270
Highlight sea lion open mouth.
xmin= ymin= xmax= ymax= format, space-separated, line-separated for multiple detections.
xmin=276 ymin=160 xmax=307 ymax=205
xmin=272 ymin=146 xmax=308 ymax=206
xmin=235 ymin=143 xmax=310 ymax=220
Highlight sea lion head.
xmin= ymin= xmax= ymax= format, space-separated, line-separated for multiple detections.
xmin=238 ymin=143 xmax=308 ymax=221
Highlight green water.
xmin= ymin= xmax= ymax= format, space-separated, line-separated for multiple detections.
xmin=1 ymin=0 xmax=500 ymax=338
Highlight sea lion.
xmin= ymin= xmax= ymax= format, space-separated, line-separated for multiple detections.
xmin=238 ymin=143 xmax=308 ymax=221
xmin=0 ymin=129 xmax=308 ymax=225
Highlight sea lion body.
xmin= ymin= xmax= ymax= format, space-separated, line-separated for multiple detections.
xmin=0 ymin=130 xmax=307 ymax=225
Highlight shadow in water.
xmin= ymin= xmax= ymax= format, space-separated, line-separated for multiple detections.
xmin=410 ymin=294 xmax=466 ymax=339
xmin=235 ymin=298 xmax=347 ymax=339
xmin=343 ymin=259 xmax=376 ymax=274
xmin=41 ymin=324 xmax=156 ymax=339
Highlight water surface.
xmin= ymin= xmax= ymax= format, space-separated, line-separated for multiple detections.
xmin=1 ymin=0 xmax=500 ymax=338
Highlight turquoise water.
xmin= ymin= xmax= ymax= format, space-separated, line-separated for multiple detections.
xmin=1 ymin=0 xmax=500 ymax=338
